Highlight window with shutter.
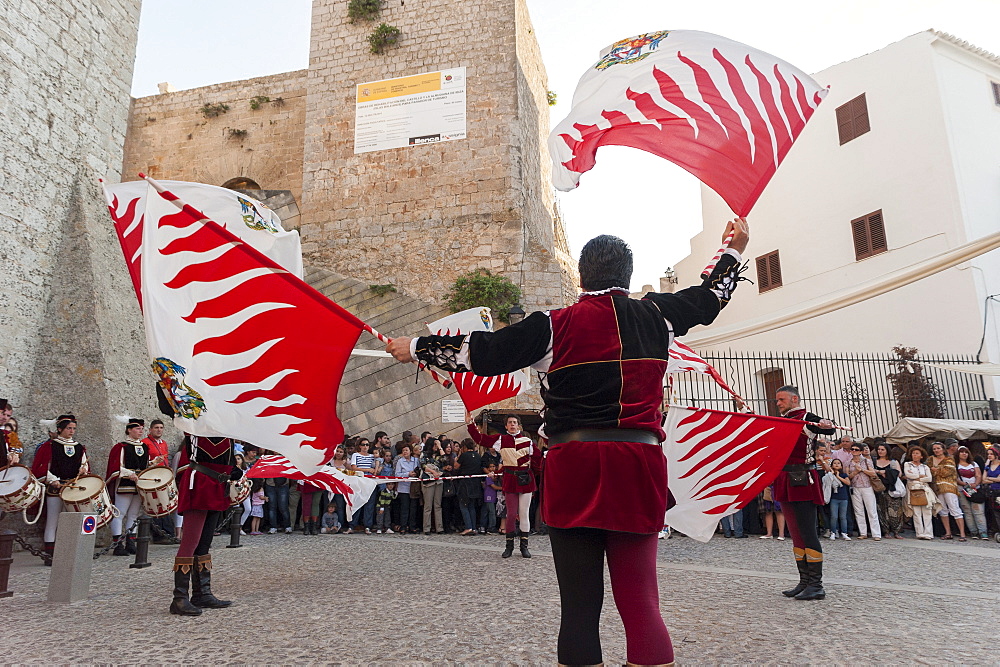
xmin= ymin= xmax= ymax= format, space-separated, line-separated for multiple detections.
xmin=836 ymin=93 xmax=870 ymax=144
xmin=755 ymin=251 xmax=781 ymax=293
xmin=992 ymin=81 xmax=1000 ymax=106
xmin=852 ymin=210 xmax=887 ymax=260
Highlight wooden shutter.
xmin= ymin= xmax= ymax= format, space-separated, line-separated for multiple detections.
xmin=836 ymin=93 xmax=870 ymax=144
xmin=993 ymin=81 xmax=1000 ymax=106
xmin=761 ymin=369 xmax=786 ymax=417
xmin=756 ymin=251 xmax=781 ymax=293
xmin=852 ymin=209 xmax=887 ymax=260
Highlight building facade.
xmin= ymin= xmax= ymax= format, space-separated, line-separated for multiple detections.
xmin=671 ymin=31 xmax=1000 ymax=432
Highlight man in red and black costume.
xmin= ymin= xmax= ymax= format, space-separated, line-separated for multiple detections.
xmin=169 ymin=433 xmax=243 ymax=616
xmin=388 ymin=220 xmax=749 ymax=667
xmin=773 ymin=385 xmax=835 ymax=601
xmin=31 ymin=415 xmax=89 ymax=564
xmin=106 ymin=418 xmax=149 ymax=556
xmin=467 ymin=413 xmax=542 ymax=558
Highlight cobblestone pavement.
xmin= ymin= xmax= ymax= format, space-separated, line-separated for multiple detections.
xmin=4 ymin=530 xmax=997 ymax=664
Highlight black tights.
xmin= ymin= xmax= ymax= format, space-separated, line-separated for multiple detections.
xmin=548 ymin=526 xmax=673 ymax=666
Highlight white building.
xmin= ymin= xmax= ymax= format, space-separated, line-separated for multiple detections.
xmin=671 ymin=31 xmax=1000 ymax=431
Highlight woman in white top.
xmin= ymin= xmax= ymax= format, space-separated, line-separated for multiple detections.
xmin=904 ymin=446 xmax=936 ymax=540
xmin=955 ymin=446 xmax=987 ymax=539
xmin=847 ymin=444 xmax=881 ymax=540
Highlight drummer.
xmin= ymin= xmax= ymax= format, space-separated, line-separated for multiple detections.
xmin=143 ymin=419 xmax=176 ymax=543
xmin=106 ymin=417 xmax=150 ymax=556
xmin=0 ymin=398 xmax=17 ymax=466
xmin=30 ymin=415 xmax=89 ymax=564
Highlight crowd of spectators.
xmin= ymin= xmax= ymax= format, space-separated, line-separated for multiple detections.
xmin=716 ymin=435 xmax=1000 ymax=542
xmin=239 ymin=429 xmax=541 ymax=538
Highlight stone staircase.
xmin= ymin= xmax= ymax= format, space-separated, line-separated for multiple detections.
xmin=303 ymin=264 xmax=471 ymax=441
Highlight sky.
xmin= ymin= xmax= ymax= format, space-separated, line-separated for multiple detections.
xmin=131 ymin=0 xmax=1000 ymax=290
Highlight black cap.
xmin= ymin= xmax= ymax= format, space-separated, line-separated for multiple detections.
xmin=127 ymin=418 xmax=145 ymax=429
xmin=0 ymin=398 xmax=8 ymax=411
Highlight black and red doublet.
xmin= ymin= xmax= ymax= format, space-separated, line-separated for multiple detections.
xmin=105 ymin=439 xmax=150 ymax=494
xmin=413 ymin=252 xmax=744 ymax=534
xmin=31 ymin=438 xmax=88 ymax=494
xmin=773 ymin=407 xmax=833 ymax=505
xmin=177 ymin=436 xmax=237 ymax=514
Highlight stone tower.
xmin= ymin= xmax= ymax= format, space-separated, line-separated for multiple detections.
xmin=300 ymin=0 xmax=576 ymax=310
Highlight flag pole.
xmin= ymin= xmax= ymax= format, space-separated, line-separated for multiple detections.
xmin=701 ymin=230 xmax=735 ymax=280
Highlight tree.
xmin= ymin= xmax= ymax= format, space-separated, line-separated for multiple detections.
xmin=886 ymin=345 xmax=944 ymax=419
xmin=446 ymin=269 xmax=521 ymax=324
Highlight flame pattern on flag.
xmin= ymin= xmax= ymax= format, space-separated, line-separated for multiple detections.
xmin=663 ymin=405 xmax=802 ymax=542
xmin=141 ymin=178 xmax=364 ymax=474
xmin=427 ymin=308 xmax=528 ymax=411
xmin=246 ymin=454 xmax=379 ymax=520
xmin=104 ymin=189 xmax=145 ymax=306
xmin=667 ymin=340 xmax=742 ymax=401
xmin=551 ymin=30 xmax=827 ymax=215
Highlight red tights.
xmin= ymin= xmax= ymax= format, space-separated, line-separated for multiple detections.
xmin=549 ymin=527 xmax=673 ymax=665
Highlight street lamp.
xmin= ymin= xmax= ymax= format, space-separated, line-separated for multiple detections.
xmin=507 ymin=304 xmax=526 ymax=324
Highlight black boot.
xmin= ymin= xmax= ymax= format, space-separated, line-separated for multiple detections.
xmin=794 ymin=560 xmax=826 ymax=600
xmin=519 ymin=531 xmax=532 ymax=559
xmin=782 ymin=558 xmax=808 ymax=597
xmin=43 ymin=542 xmax=54 ymax=567
xmin=169 ymin=557 xmax=202 ymax=616
xmin=113 ymin=535 xmax=128 ymax=557
xmin=126 ymin=535 xmax=137 ymax=555
xmin=309 ymin=521 xmax=317 ymax=535
xmin=501 ymin=532 xmax=516 ymax=558
xmin=191 ymin=554 xmax=232 ymax=608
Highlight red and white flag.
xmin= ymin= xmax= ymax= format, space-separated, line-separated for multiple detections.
xmin=139 ymin=176 xmax=364 ymax=474
xmin=427 ymin=308 xmax=529 ymax=411
xmin=101 ymin=179 xmax=303 ymax=308
xmin=662 ymin=405 xmax=802 ymax=541
xmin=667 ymin=340 xmax=741 ymax=402
xmin=246 ymin=454 xmax=378 ymax=520
xmin=550 ymin=30 xmax=827 ymax=215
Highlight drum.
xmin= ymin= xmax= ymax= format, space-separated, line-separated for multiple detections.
xmin=136 ymin=466 xmax=178 ymax=517
xmin=229 ymin=477 xmax=251 ymax=506
xmin=60 ymin=474 xmax=116 ymax=528
xmin=0 ymin=465 xmax=43 ymax=513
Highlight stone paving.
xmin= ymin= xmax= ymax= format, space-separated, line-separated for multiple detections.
xmin=3 ymin=529 xmax=997 ymax=664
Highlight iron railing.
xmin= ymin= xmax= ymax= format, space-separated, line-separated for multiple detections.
xmin=672 ymin=351 xmax=991 ymax=438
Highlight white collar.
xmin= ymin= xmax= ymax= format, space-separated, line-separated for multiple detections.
xmin=578 ymin=286 xmax=629 ymax=298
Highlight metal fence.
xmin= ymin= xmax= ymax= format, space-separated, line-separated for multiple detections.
xmin=672 ymin=351 xmax=992 ymax=438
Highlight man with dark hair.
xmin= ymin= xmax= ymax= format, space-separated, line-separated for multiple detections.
xmin=387 ymin=220 xmax=749 ymax=666
xmin=774 ymin=385 xmax=836 ymax=601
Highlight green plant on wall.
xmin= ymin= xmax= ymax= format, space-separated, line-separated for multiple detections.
xmin=446 ymin=269 xmax=521 ymax=323
xmin=348 ymin=0 xmax=383 ymax=23
xmin=227 ymin=128 xmax=248 ymax=139
xmin=369 ymin=284 xmax=397 ymax=297
xmin=546 ymin=91 xmax=557 ymax=106
xmin=249 ymin=95 xmax=271 ymax=110
xmin=368 ymin=23 xmax=402 ymax=54
xmin=201 ymin=103 xmax=229 ymax=118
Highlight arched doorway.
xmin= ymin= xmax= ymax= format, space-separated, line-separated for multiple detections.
xmin=221 ymin=177 xmax=262 ymax=190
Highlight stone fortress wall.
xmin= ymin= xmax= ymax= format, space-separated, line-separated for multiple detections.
xmin=0 ymin=0 xmax=145 ymax=531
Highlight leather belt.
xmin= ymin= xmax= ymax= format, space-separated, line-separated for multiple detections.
xmin=188 ymin=460 xmax=229 ymax=483
xmin=547 ymin=428 xmax=660 ymax=446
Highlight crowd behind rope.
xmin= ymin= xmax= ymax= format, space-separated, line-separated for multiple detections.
xmin=712 ymin=434 xmax=1000 ymax=542
xmin=5 ymin=398 xmax=1000 ymax=548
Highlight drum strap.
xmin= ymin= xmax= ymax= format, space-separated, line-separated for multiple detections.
xmin=187 ymin=461 xmax=229 ymax=483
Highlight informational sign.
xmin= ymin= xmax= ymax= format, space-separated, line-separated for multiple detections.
xmin=81 ymin=515 xmax=97 ymax=535
xmin=442 ymin=399 xmax=466 ymax=423
xmin=354 ymin=67 xmax=467 ymax=154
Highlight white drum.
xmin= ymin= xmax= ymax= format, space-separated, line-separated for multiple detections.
xmin=136 ymin=466 xmax=178 ymax=517
xmin=60 ymin=474 xmax=116 ymax=528
xmin=0 ymin=465 xmax=43 ymax=513
xmin=229 ymin=477 xmax=251 ymax=506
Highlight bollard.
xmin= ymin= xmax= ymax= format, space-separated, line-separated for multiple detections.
xmin=47 ymin=513 xmax=97 ymax=603
xmin=130 ymin=516 xmax=152 ymax=569
xmin=226 ymin=509 xmax=242 ymax=549
xmin=0 ymin=530 xmax=14 ymax=598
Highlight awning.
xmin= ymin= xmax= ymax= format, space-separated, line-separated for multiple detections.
xmin=882 ymin=417 xmax=1000 ymax=444
xmin=925 ymin=362 xmax=1000 ymax=376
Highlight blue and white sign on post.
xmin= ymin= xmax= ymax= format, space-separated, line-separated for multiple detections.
xmin=81 ymin=515 xmax=97 ymax=535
